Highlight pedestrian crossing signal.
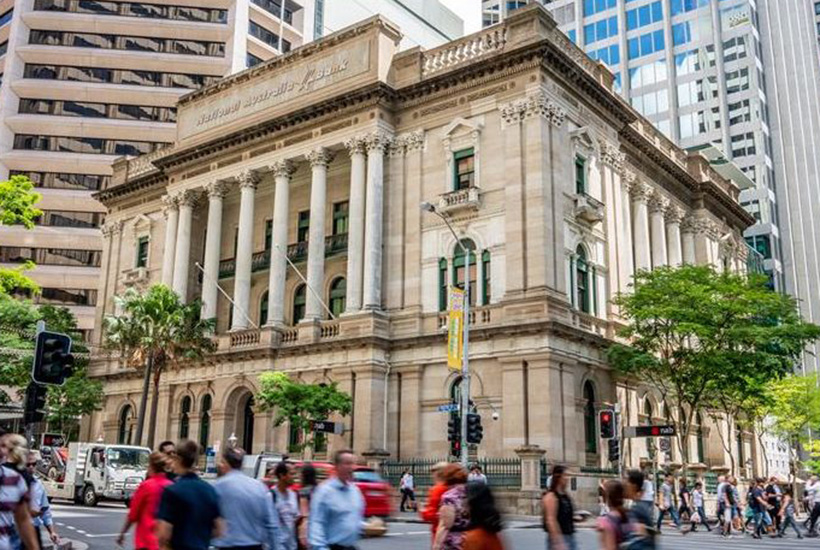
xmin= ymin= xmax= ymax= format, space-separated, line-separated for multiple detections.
xmin=599 ymin=409 xmax=616 ymax=439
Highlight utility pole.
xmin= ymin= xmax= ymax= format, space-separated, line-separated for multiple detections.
xmin=421 ymin=202 xmax=470 ymax=466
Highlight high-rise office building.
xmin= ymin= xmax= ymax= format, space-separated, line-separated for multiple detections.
xmin=483 ymin=0 xmax=781 ymax=289
xmin=757 ymin=0 xmax=820 ymax=375
xmin=0 ymin=0 xmax=460 ymax=338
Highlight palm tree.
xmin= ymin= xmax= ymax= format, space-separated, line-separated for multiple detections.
xmin=104 ymin=284 xmax=215 ymax=448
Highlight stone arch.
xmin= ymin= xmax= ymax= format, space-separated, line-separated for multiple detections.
xmin=222 ymin=383 xmax=259 ymax=453
xmin=116 ymin=400 xmax=137 ymax=445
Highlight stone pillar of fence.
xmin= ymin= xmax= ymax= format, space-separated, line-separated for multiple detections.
xmin=516 ymin=445 xmax=546 ymax=492
xmin=362 ymin=449 xmax=390 ymax=471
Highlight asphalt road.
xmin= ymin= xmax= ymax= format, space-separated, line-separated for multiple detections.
xmin=49 ymin=503 xmax=817 ymax=550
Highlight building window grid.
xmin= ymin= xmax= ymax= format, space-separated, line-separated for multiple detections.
xmin=0 ymin=9 xmax=12 ymax=27
xmin=333 ymin=202 xmax=349 ymax=236
xmin=0 ymin=246 xmax=102 ymax=267
xmin=249 ymin=21 xmax=280 ymax=50
xmin=584 ymin=15 xmax=618 ymax=45
xmin=37 ymin=209 xmax=104 ymax=228
xmin=13 ymin=134 xmax=166 ymax=156
xmin=626 ymin=1 xmax=662 ymax=31
xmin=29 ymin=30 xmax=225 ymax=58
xmin=583 ymin=0 xmax=616 ymax=17
xmin=19 ymin=98 xmax=177 ymax=123
xmin=11 ymin=170 xmax=108 ymax=191
xmin=297 ymin=211 xmax=310 ymax=243
xmin=33 ymin=0 xmax=227 ymax=23
xmin=627 ymin=29 xmax=665 ymax=60
xmin=24 ymin=63 xmax=220 ymax=90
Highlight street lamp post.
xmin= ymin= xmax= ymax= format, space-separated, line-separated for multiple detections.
xmin=421 ymin=201 xmax=470 ymax=467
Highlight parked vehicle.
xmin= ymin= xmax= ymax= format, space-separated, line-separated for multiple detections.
xmin=42 ymin=442 xmax=151 ymax=506
xmin=280 ymin=461 xmax=392 ymax=517
xmin=36 ymin=446 xmax=67 ymax=482
xmin=241 ymin=452 xmax=285 ymax=482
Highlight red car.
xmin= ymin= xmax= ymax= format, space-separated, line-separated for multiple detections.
xmin=271 ymin=461 xmax=392 ymax=518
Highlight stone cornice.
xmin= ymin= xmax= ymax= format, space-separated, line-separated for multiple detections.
xmin=178 ymin=15 xmax=401 ymax=107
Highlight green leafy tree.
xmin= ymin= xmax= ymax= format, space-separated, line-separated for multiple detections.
xmin=0 ymin=295 xmax=102 ymax=435
xmin=0 ymin=175 xmax=44 ymax=295
xmin=256 ymin=372 xmax=352 ymax=453
xmin=766 ymin=374 xmax=820 ymax=486
xmin=104 ymin=284 xmax=215 ymax=448
xmin=608 ymin=265 xmax=820 ymax=469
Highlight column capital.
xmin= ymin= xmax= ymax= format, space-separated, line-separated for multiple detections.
xmin=648 ymin=192 xmax=669 ymax=215
xmin=206 ymin=180 xmax=231 ymax=199
xmin=175 ymin=189 xmax=199 ymax=208
xmin=236 ymin=170 xmax=259 ymax=190
xmin=629 ymin=180 xmax=653 ymax=203
xmin=161 ymin=194 xmax=179 ymax=211
xmin=365 ymin=130 xmax=393 ymax=153
xmin=666 ymin=205 xmax=686 ymax=225
xmin=388 ymin=130 xmax=425 ymax=157
xmin=680 ymin=215 xmax=697 ymax=234
xmin=343 ymin=135 xmax=368 ymax=156
xmin=307 ymin=147 xmax=334 ymax=168
xmin=269 ymin=159 xmax=296 ymax=178
xmin=101 ymin=220 xmax=123 ymax=237
xmin=523 ymin=92 xmax=566 ymax=127
xmin=598 ymin=139 xmax=625 ymax=172
xmin=499 ymin=99 xmax=526 ymax=126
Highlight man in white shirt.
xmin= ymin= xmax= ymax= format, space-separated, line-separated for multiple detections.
xmin=807 ymin=476 xmax=820 ymax=536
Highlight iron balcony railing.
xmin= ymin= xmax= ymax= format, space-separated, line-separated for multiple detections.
xmin=218 ymin=233 xmax=348 ymax=279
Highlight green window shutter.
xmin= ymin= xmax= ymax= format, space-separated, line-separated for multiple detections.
xmin=575 ymin=155 xmax=586 ymax=195
xmin=481 ymin=250 xmax=491 ymax=306
xmin=136 ymin=236 xmax=149 ymax=268
xmin=438 ymin=258 xmax=447 ymax=312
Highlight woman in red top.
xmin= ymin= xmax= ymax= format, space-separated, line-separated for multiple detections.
xmin=116 ymin=452 xmax=172 ymax=550
xmin=421 ymin=462 xmax=449 ymax=544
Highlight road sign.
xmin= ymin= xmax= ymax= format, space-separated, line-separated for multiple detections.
xmin=624 ymin=425 xmax=676 ymax=438
xmin=41 ymin=433 xmax=66 ymax=447
xmin=312 ymin=420 xmax=344 ymax=435
xmin=437 ymin=403 xmax=460 ymax=413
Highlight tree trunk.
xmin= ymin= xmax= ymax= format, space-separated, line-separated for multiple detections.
xmin=146 ymin=365 xmax=162 ymax=450
xmin=134 ymin=351 xmax=154 ymax=446
xmin=713 ymin=414 xmax=736 ymax=474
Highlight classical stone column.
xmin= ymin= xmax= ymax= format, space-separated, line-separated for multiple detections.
xmin=231 ymin=171 xmax=258 ymax=330
xmin=172 ymin=190 xmax=197 ymax=300
xmin=267 ymin=160 xmax=295 ymax=326
xmin=344 ymin=136 xmax=367 ymax=313
xmin=201 ymin=181 xmax=229 ymax=319
xmin=666 ymin=206 xmax=685 ymax=267
xmin=161 ymin=195 xmax=179 ymax=287
xmin=630 ymin=181 xmax=653 ymax=272
xmin=681 ymin=217 xmax=696 ymax=264
xmin=362 ymin=131 xmax=391 ymax=311
xmin=305 ymin=148 xmax=333 ymax=321
xmin=649 ymin=192 xmax=669 ymax=268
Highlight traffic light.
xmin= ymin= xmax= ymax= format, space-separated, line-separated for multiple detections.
xmin=447 ymin=415 xmax=461 ymax=442
xmin=32 ymin=331 xmax=75 ymax=386
xmin=466 ymin=413 xmax=484 ymax=444
xmin=608 ymin=438 xmax=620 ymax=463
xmin=24 ymin=383 xmax=47 ymax=424
xmin=450 ymin=438 xmax=461 ymax=458
xmin=599 ymin=409 xmax=616 ymax=439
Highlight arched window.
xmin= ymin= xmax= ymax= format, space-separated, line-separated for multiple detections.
xmin=696 ymin=412 xmax=705 ymax=463
xmin=242 ymin=395 xmax=255 ymax=452
xmin=583 ymin=381 xmax=597 ymax=454
xmin=259 ymin=291 xmax=269 ymax=326
xmin=438 ymin=258 xmax=448 ymax=312
xmin=576 ymin=245 xmax=591 ymax=313
xmin=118 ymin=405 xmax=133 ymax=445
xmin=481 ymin=250 xmax=491 ymax=305
xmin=179 ymin=396 xmax=192 ymax=440
xmin=453 ymin=239 xmax=477 ymax=306
xmin=329 ymin=278 xmax=346 ymax=317
xmin=292 ymin=284 xmax=306 ymax=324
xmin=199 ymin=394 xmax=212 ymax=449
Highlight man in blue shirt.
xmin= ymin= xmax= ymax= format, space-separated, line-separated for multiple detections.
xmin=26 ymin=453 xmax=59 ymax=549
xmin=309 ymin=450 xmax=365 ymax=550
xmin=213 ymin=447 xmax=279 ymax=550
xmin=157 ymin=440 xmax=222 ymax=550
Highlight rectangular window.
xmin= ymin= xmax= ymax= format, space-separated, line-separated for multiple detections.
xmin=723 ymin=35 xmax=748 ymax=63
xmin=730 ymin=132 xmax=756 ymax=158
xmin=626 ymin=1 xmax=662 ymax=31
xmin=583 ymin=15 xmax=617 ymax=44
xmin=672 ymin=22 xmax=693 ymax=46
xmin=568 ymin=29 xmax=577 ymax=44
xmin=264 ymin=219 xmax=273 ymax=251
xmin=0 ymin=9 xmax=11 ymax=27
xmin=249 ymin=21 xmax=280 ymax=49
xmin=575 ymin=155 xmax=587 ymax=194
xmin=453 ymin=148 xmax=475 ymax=190
xmin=725 ymin=67 xmax=750 ymax=94
xmin=136 ymin=236 xmax=149 ymax=267
xmin=297 ymin=211 xmax=310 ymax=243
xmin=671 ymin=0 xmax=709 ymax=15
xmin=583 ymin=0 xmax=616 ymax=17
xmin=627 ymin=29 xmax=664 ymax=59
xmin=332 ymin=202 xmax=349 ymax=235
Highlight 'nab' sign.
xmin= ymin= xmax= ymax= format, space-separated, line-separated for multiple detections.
xmin=312 ymin=421 xmax=344 ymax=435
xmin=624 ymin=425 xmax=676 ymax=438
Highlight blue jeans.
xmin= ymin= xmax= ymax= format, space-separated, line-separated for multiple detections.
xmin=694 ymin=506 xmax=711 ymax=531
xmin=547 ymin=533 xmax=577 ymax=550
xmin=656 ymin=506 xmax=680 ymax=530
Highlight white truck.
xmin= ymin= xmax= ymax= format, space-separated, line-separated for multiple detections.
xmin=43 ymin=442 xmax=151 ymax=506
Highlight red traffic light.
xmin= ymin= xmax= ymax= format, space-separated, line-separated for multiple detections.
xmin=602 ymin=412 xmax=611 ymax=422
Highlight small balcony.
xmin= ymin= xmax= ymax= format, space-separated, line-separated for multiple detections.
xmin=438 ymin=186 xmax=481 ymax=214
xmin=572 ymin=192 xmax=604 ymax=224
xmin=218 ymin=234 xmax=348 ymax=279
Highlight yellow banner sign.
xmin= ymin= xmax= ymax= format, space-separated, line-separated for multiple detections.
xmin=447 ymin=287 xmax=465 ymax=372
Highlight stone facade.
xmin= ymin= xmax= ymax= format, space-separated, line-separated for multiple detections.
xmin=87 ymin=6 xmax=759 ymax=473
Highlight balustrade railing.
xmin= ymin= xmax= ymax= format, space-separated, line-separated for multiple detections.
xmin=229 ymin=328 xmax=260 ymax=348
xmin=422 ymin=27 xmax=506 ymax=77
xmin=218 ymin=235 xmax=347 ymax=278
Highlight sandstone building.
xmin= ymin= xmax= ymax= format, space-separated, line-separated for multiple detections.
xmin=87 ymin=5 xmax=761 ymax=475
